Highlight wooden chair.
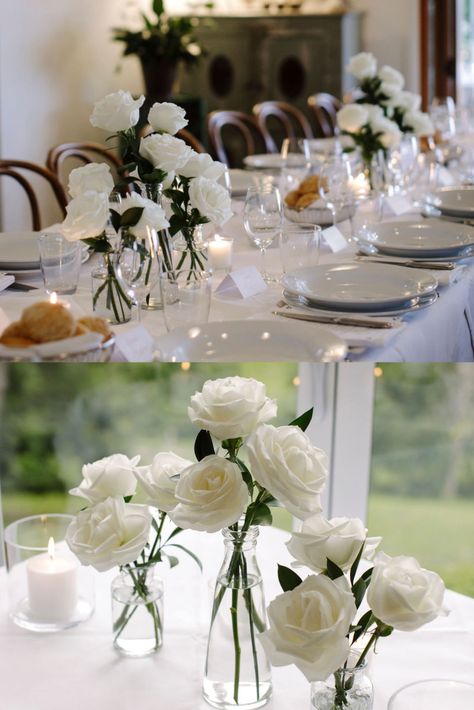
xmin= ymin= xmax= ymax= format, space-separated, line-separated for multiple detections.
xmin=207 ymin=111 xmax=269 ymax=167
xmin=139 ymin=124 xmax=206 ymax=153
xmin=46 ymin=142 xmax=123 ymax=192
xmin=252 ymin=101 xmax=313 ymax=153
xmin=0 ymin=160 xmax=67 ymax=230
xmin=307 ymin=93 xmax=343 ymax=137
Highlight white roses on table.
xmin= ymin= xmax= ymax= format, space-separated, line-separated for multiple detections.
xmin=62 ymin=190 xmax=109 ymax=241
xmin=148 ymin=101 xmax=188 ymax=135
xmin=66 ymin=497 xmax=152 ymax=572
xmin=188 ymin=376 xmax=277 ymax=441
xmin=117 ymin=192 xmax=170 ymax=236
xmin=347 ymin=52 xmax=377 ymax=81
xmin=179 ymin=152 xmax=227 ymax=180
xmin=139 ymin=133 xmax=194 ymax=172
xmin=247 ymin=424 xmax=328 ymax=519
xmin=367 ymin=553 xmax=447 ymax=631
xmin=134 ymin=451 xmax=193 ymax=512
xmin=336 ymin=104 xmax=369 ymax=133
xmin=90 ymin=90 xmax=145 ymax=132
xmin=188 ymin=176 xmax=233 ymax=225
xmin=69 ymin=453 xmax=140 ymax=504
xmin=260 ymin=575 xmax=357 ymax=682
xmin=68 ymin=163 xmax=115 ymax=199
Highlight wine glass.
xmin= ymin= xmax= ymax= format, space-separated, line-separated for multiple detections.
xmin=243 ymin=185 xmax=282 ymax=283
xmin=280 ymin=137 xmax=311 ymax=195
xmin=386 ymin=135 xmax=420 ymax=193
xmin=318 ymin=156 xmax=356 ymax=229
xmin=115 ymin=228 xmax=160 ymax=322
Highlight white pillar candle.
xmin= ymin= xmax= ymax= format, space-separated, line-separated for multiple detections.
xmin=208 ymin=236 xmax=233 ymax=272
xmin=26 ymin=538 xmax=79 ymax=621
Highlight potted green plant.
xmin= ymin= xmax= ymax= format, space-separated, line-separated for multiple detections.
xmin=113 ymin=0 xmax=206 ymax=103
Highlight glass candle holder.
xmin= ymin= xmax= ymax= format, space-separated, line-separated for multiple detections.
xmin=4 ymin=514 xmax=94 ymax=632
xmin=207 ymin=236 xmax=234 ymax=274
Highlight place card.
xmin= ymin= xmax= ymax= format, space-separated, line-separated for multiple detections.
xmin=322 ymin=225 xmax=348 ymax=253
xmin=385 ymin=195 xmax=413 ymax=216
xmin=438 ymin=167 xmax=456 ymax=187
xmin=215 ymin=266 xmax=267 ymax=299
xmin=115 ymin=325 xmax=155 ymax=362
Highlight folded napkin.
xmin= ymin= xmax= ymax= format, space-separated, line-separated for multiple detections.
xmin=0 ymin=273 xmax=15 ymax=292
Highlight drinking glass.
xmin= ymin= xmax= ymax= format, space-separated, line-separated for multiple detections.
xmin=280 ymin=138 xmax=311 ymax=196
xmin=385 ymin=135 xmax=419 ymax=193
xmin=388 ymin=680 xmax=474 ymax=710
xmin=243 ymin=185 xmax=283 ymax=283
xmin=38 ymin=233 xmax=82 ymax=295
xmin=115 ymin=229 xmax=160 ymax=322
xmin=318 ymin=156 xmax=356 ymax=227
xmin=279 ymin=224 xmax=321 ymax=274
xmin=351 ymin=192 xmax=385 ymax=241
xmin=161 ymin=269 xmax=211 ymax=332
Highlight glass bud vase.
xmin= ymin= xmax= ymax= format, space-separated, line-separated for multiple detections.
xmin=203 ymin=526 xmax=272 ymax=710
xmin=91 ymin=253 xmax=132 ymax=324
xmin=173 ymin=224 xmax=209 ymax=273
xmin=311 ymin=656 xmax=374 ymax=710
xmin=111 ymin=564 xmax=164 ymax=657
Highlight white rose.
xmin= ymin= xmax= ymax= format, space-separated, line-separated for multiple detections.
xmin=68 ymin=163 xmax=115 ymax=199
xmin=347 ymin=52 xmax=377 ymax=80
xmin=90 ymin=90 xmax=145 ymax=132
xmin=178 ymin=152 xmax=227 ymax=180
xmin=367 ymin=553 xmax=447 ymax=631
xmin=188 ymin=176 xmax=233 ymax=224
xmin=66 ymin=497 xmax=152 ymax=572
xmin=134 ymin=452 xmax=193 ymax=512
xmin=188 ymin=376 xmax=277 ymax=441
xmin=62 ymin=190 xmax=109 ymax=241
xmin=169 ymin=455 xmax=249 ymax=533
xmin=364 ymin=104 xmax=385 ymax=122
xmin=379 ymin=65 xmax=405 ymax=96
xmin=386 ymin=91 xmax=422 ymax=113
xmin=246 ymin=424 xmax=328 ymax=520
xmin=403 ymin=110 xmax=434 ymax=137
xmin=69 ymin=453 xmax=140 ymax=504
xmin=287 ymin=515 xmax=381 ymax=573
xmin=139 ymin=133 xmax=193 ymax=172
xmin=370 ymin=115 xmax=401 ymax=148
xmin=118 ymin=192 xmax=169 ymax=237
xmin=259 ymin=574 xmax=356 ymax=682
xmin=337 ymin=104 xmax=369 ymax=134
xmin=148 ymin=102 xmax=188 ymax=135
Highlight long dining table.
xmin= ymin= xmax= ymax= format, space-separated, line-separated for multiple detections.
xmin=1 ymin=202 xmax=474 ymax=362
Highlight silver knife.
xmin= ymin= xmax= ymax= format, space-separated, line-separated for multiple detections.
xmin=356 ymin=255 xmax=455 ymax=270
xmin=273 ymin=310 xmax=394 ymax=329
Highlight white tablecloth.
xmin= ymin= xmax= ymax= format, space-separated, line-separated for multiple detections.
xmin=1 ymin=209 xmax=474 ymax=361
xmin=1 ymin=527 xmax=473 ymax=710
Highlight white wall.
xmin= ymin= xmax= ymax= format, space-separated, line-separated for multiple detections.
xmin=0 ymin=0 xmax=420 ymax=230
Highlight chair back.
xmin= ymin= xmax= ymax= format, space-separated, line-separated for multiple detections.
xmin=47 ymin=142 xmax=123 ymax=192
xmin=252 ymin=101 xmax=313 ymax=152
xmin=307 ymin=93 xmax=343 ymax=137
xmin=207 ymin=111 xmax=269 ymax=167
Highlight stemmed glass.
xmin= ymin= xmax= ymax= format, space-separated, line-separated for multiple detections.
xmin=385 ymin=135 xmax=419 ymax=193
xmin=318 ymin=156 xmax=356 ymax=229
xmin=243 ymin=185 xmax=283 ymax=283
xmin=115 ymin=227 xmax=160 ymax=322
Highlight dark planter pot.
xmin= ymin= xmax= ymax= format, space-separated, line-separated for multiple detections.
xmin=140 ymin=57 xmax=177 ymax=103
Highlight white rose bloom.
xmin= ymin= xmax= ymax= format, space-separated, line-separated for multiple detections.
xmin=90 ymin=90 xmax=145 ymax=132
xmin=139 ymin=133 xmax=193 ymax=172
xmin=66 ymin=497 xmax=152 ymax=572
xmin=287 ymin=515 xmax=381 ymax=573
xmin=260 ymin=574 xmax=356 ymax=682
xmin=403 ymin=110 xmax=435 ymax=136
xmin=378 ymin=65 xmax=405 ymax=94
xmin=62 ymin=190 xmax=109 ymax=241
xmin=68 ymin=163 xmax=115 ymax=199
xmin=367 ymin=553 xmax=447 ymax=631
xmin=178 ymin=152 xmax=227 ymax=180
xmin=148 ymin=102 xmax=188 ymax=135
xmin=370 ymin=116 xmax=401 ymax=148
xmin=118 ymin=192 xmax=169 ymax=236
xmin=347 ymin=52 xmax=377 ymax=80
xmin=134 ymin=452 xmax=193 ymax=512
xmin=188 ymin=376 xmax=277 ymax=441
xmin=246 ymin=424 xmax=328 ymax=520
xmin=188 ymin=176 xmax=233 ymax=224
xmin=386 ymin=91 xmax=422 ymax=113
xmin=169 ymin=455 xmax=249 ymax=533
xmin=365 ymin=104 xmax=385 ymax=122
xmin=69 ymin=453 xmax=140 ymax=504
xmin=337 ymin=104 xmax=369 ymax=134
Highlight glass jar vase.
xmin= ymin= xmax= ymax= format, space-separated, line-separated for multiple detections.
xmin=202 ymin=525 xmax=272 ymax=709
xmin=111 ymin=564 xmax=164 ymax=657
xmin=91 ymin=253 xmax=132 ymax=324
xmin=173 ymin=224 xmax=209 ymax=272
xmin=311 ymin=655 xmax=374 ymax=710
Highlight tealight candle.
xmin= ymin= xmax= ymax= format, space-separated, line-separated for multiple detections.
xmin=26 ymin=537 xmax=79 ymax=622
xmin=208 ymin=235 xmax=233 ymax=272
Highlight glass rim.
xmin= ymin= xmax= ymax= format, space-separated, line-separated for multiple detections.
xmin=4 ymin=513 xmax=75 ymax=550
xmin=160 ymin=269 xmax=211 ymax=281
xmin=280 ymin=224 xmax=322 ymax=233
xmin=388 ymin=678 xmax=474 ymax=706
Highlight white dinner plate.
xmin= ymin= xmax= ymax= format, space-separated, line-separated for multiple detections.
xmin=307 ymin=136 xmax=354 ymax=155
xmin=226 ymin=169 xmax=259 ymax=196
xmin=154 ymin=319 xmax=347 ymax=362
xmin=0 ymin=231 xmax=41 ymax=270
xmin=243 ymin=154 xmax=295 ymax=170
xmin=359 ymin=219 xmax=474 ymax=257
xmin=281 ymin=263 xmax=438 ymax=310
xmin=429 ymin=187 xmax=474 ymax=218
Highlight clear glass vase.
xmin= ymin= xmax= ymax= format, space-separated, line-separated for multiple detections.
xmin=311 ymin=655 xmax=374 ymax=710
xmin=111 ymin=564 xmax=163 ymax=657
xmin=203 ymin=526 xmax=272 ymax=710
xmin=91 ymin=253 xmax=132 ymax=324
xmin=173 ymin=224 xmax=209 ymax=272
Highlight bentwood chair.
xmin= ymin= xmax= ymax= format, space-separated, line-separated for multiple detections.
xmin=46 ymin=142 xmax=123 ymax=193
xmin=252 ymin=101 xmax=313 ymax=153
xmin=139 ymin=124 xmax=206 ymax=153
xmin=307 ymin=93 xmax=343 ymax=137
xmin=207 ymin=111 xmax=269 ymax=167
xmin=0 ymin=160 xmax=67 ymax=230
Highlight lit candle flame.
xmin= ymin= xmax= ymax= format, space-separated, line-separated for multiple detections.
xmin=49 ymin=292 xmax=58 ymax=305
xmin=48 ymin=537 xmax=55 ymax=560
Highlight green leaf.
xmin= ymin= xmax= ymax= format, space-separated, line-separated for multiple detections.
xmin=251 ymin=503 xmax=272 ymax=526
xmin=278 ymin=564 xmax=303 ymax=592
xmin=82 ymin=237 xmax=112 ymax=253
xmin=120 ymin=206 xmax=144 ymax=228
xmin=289 ymin=407 xmax=314 ymax=432
xmin=166 ymin=543 xmax=203 ymax=571
xmin=325 ymin=558 xmax=344 ymax=580
xmin=352 ymin=610 xmax=374 ymax=644
xmin=237 ymin=464 xmax=253 ymax=497
xmin=152 ymin=0 xmax=165 ymax=18
xmin=360 ymin=567 xmax=373 ymax=585
xmin=352 ymin=577 xmax=367 ymax=608
xmin=164 ymin=554 xmax=179 ymax=569
xmin=123 ymin=495 xmax=133 ymax=503
xmin=194 ymin=429 xmax=215 ymax=461
xmin=163 ymin=526 xmax=183 ymax=544
xmin=110 ymin=209 xmax=121 ymax=233
xmin=350 ymin=542 xmax=366 ymax=585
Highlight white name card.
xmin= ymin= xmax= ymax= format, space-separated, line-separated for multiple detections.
xmin=322 ymin=225 xmax=348 ymax=253
xmin=115 ymin=325 xmax=155 ymax=362
xmin=385 ymin=195 xmax=413 ymax=216
xmin=215 ymin=266 xmax=267 ymax=299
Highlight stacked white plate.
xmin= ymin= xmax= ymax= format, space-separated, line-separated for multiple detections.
xmin=0 ymin=232 xmax=41 ymax=272
xmin=281 ymin=262 xmax=438 ymax=316
xmin=429 ymin=187 xmax=474 ymax=219
xmin=356 ymin=219 xmax=474 ymax=260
